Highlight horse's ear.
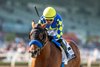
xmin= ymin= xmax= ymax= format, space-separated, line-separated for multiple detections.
xmin=32 ymin=20 xmax=35 ymax=28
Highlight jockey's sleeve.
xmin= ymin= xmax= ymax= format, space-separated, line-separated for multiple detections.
xmin=38 ymin=20 xmax=42 ymax=24
xmin=54 ymin=19 xmax=63 ymax=39
xmin=38 ymin=16 xmax=45 ymax=24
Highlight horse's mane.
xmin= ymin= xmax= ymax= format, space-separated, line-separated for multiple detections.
xmin=30 ymin=25 xmax=47 ymax=44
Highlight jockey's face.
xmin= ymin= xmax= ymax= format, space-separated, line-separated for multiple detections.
xmin=45 ymin=19 xmax=54 ymax=24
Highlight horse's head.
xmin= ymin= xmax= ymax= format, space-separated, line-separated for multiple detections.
xmin=29 ymin=21 xmax=48 ymax=57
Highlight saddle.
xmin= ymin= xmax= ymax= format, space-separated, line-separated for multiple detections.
xmin=48 ymin=36 xmax=75 ymax=62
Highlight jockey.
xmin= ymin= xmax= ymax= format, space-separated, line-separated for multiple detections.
xmin=37 ymin=7 xmax=68 ymax=64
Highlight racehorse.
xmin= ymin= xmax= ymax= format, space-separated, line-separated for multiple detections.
xmin=29 ymin=22 xmax=81 ymax=67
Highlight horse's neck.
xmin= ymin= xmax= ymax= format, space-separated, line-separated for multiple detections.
xmin=39 ymin=41 xmax=51 ymax=58
xmin=32 ymin=41 xmax=62 ymax=67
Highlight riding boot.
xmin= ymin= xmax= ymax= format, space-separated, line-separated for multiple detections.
xmin=57 ymin=39 xmax=68 ymax=57
xmin=57 ymin=39 xmax=68 ymax=64
xmin=60 ymin=39 xmax=75 ymax=59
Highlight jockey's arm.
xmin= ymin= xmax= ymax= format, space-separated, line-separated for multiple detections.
xmin=38 ymin=20 xmax=43 ymax=24
xmin=54 ymin=20 xmax=63 ymax=39
xmin=38 ymin=17 xmax=63 ymax=39
xmin=38 ymin=16 xmax=46 ymax=25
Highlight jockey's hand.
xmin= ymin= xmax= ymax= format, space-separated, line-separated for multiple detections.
xmin=41 ymin=23 xmax=48 ymax=28
xmin=48 ymin=35 xmax=54 ymax=41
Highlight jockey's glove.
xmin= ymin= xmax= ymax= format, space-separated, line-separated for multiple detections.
xmin=48 ymin=35 xmax=54 ymax=41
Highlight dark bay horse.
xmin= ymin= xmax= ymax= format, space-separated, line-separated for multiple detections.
xmin=29 ymin=23 xmax=81 ymax=67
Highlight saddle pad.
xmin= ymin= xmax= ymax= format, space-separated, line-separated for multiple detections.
xmin=61 ymin=45 xmax=75 ymax=65
xmin=66 ymin=41 xmax=75 ymax=61
xmin=52 ymin=39 xmax=75 ymax=63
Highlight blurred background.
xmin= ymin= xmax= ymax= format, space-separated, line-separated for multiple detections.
xmin=0 ymin=0 xmax=100 ymax=67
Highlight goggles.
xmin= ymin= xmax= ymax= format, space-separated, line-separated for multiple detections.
xmin=46 ymin=19 xmax=53 ymax=22
xmin=45 ymin=19 xmax=54 ymax=21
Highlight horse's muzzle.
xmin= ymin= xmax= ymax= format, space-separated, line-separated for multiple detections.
xmin=30 ymin=48 xmax=41 ymax=58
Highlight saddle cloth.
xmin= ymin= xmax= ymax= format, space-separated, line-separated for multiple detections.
xmin=62 ymin=40 xmax=75 ymax=64
xmin=52 ymin=39 xmax=75 ymax=64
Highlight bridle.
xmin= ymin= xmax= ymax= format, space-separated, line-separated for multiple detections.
xmin=29 ymin=26 xmax=48 ymax=57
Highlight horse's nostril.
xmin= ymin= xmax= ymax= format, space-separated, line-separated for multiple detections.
xmin=34 ymin=51 xmax=37 ymax=54
xmin=30 ymin=48 xmax=41 ymax=58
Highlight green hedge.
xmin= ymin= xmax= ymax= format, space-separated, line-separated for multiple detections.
xmin=0 ymin=62 xmax=28 ymax=66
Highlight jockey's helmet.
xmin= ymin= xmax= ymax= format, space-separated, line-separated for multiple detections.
xmin=43 ymin=7 xmax=56 ymax=19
